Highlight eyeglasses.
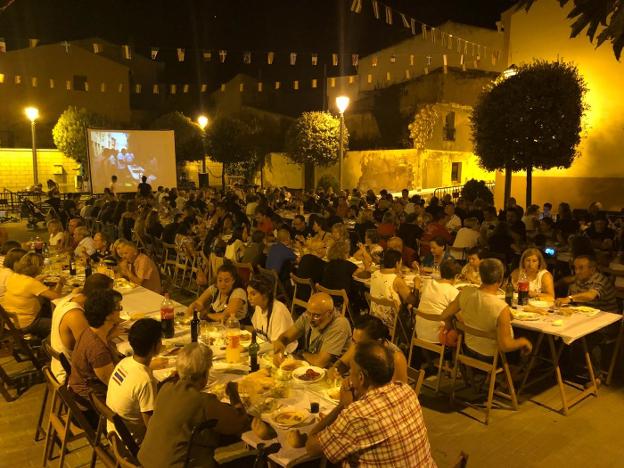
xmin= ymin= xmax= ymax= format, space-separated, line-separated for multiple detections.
xmin=307 ymin=311 xmax=324 ymax=319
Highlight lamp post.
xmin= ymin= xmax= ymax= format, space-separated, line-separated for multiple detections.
xmin=197 ymin=115 xmax=209 ymax=187
xmin=25 ymin=107 xmax=39 ymax=185
xmin=335 ymin=96 xmax=350 ymax=192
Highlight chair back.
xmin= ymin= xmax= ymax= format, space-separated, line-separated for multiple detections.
xmin=89 ymin=392 xmax=140 ymax=459
xmin=455 ymin=320 xmax=497 ymax=341
xmin=290 ymin=273 xmax=314 ymax=317
xmin=56 ymin=386 xmax=97 ymax=442
xmin=365 ymin=293 xmax=400 ymax=342
xmin=0 ymin=304 xmax=42 ymax=369
xmin=183 ymin=419 xmax=218 ymax=468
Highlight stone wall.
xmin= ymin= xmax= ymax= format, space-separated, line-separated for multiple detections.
xmin=0 ymin=148 xmax=81 ymax=192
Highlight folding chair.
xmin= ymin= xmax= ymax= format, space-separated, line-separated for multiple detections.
xmin=449 ymin=322 xmax=518 ymax=425
xmin=290 ymin=273 xmax=314 ymax=317
xmin=607 ymin=316 xmax=624 ymax=385
xmin=183 ymin=419 xmax=218 ymax=468
xmin=41 ymin=367 xmax=88 ymax=468
xmin=413 ymin=368 xmax=426 ymax=395
xmin=88 ymin=392 xmax=140 ymax=466
xmin=316 ymin=285 xmax=351 ymax=322
xmin=161 ymin=241 xmax=178 ymax=277
xmin=36 ymin=340 xmax=70 ymax=441
xmin=408 ymin=310 xmax=454 ymax=394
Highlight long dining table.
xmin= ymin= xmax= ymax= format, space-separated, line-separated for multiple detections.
xmin=114 ymin=284 xmax=338 ymax=467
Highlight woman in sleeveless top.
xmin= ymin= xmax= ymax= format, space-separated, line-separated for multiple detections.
xmin=328 ymin=314 xmax=408 ymax=383
xmin=511 ymin=248 xmax=555 ymax=302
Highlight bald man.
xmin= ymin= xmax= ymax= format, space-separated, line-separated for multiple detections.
xmin=273 ymin=292 xmax=351 ymax=368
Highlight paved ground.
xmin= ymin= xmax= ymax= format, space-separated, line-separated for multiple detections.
xmin=2 ymin=219 xmax=624 ymax=467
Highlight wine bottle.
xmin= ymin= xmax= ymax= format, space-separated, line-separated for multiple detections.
xmin=249 ymin=329 xmax=260 ymax=372
xmin=190 ymin=308 xmax=200 ymax=343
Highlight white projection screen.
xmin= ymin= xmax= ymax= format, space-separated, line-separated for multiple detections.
xmin=87 ymin=129 xmax=177 ymax=193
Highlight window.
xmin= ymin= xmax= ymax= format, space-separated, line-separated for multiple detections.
xmin=443 ymin=111 xmax=456 ymax=141
xmin=451 ymin=162 xmax=462 ymax=183
xmin=73 ymin=75 xmax=87 ymax=91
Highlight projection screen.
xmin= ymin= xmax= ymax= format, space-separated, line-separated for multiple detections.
xmin=87 ymin=129 xmax=177 ymax=193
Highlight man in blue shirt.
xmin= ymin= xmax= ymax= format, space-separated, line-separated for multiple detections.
xmin=266 ymin=228 xmax=296 ymax=279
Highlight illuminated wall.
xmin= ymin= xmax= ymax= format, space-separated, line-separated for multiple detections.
xmin=0 ymin=148 xmax=80 ymax=191
xmin=498 ymin=0 xmax=624 ymax=210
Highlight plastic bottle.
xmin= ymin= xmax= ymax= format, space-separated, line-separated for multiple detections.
xmin=249 ymin=330 xmax=260 ymax=372
xmin=160 ymin=293 xmax=175 ymax=339
xmin=190 ymin=308 xmax=200 ymax=343
xmin=224 ymin=314 xmax=241 ymax=363
xmin=517 ymin=271 xmax=529 ymax=306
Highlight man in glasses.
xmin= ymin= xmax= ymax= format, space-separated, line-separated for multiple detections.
xmin=273 ymin=292 xmax=351 ymax=368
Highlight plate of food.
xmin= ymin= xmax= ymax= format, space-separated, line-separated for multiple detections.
xmin=324 ymin=386 xmax=341 ymax=403
xmin=114 ymin=278 xmax=137 ymax=291
xmin=270 ymin=407 xmax=311 ymax=428
xmin=292 ymin=366 xmax=326 ymax=384
xmin=528 ymin=300 xmax=552 ymax=309
xmin=567 ymin=305 xmax=601 ymax=317
xmin=280 ymin=358 xmax=306 ymax=372
xmin=512 ymin=310 xmax=541 ymax=321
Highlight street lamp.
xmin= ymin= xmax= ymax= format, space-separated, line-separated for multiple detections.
xmin=335 ymin=96 xmax=350 ymax=192
xmin=25 ymin=107 xmax=40 ymax=185
xmin=197 ymin=115 xmax=209 ymax=187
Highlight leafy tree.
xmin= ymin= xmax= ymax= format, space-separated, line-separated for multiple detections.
xmin=461 ymin=179 xmax=494 ymax=206
xmin=52 ymin=106 xmax=112 ymax=167
xmin=206 ymin=115 xmax=255 ymax=189
xmin=149 ymin=112 xmax=204 ymax=163
xmin=518 ymin=0 xmax=624 ymax=60
xmin=285 ymin=111 xmax=348 ymax=190
xmin=470 ymin=60 xmax=586 ymax=206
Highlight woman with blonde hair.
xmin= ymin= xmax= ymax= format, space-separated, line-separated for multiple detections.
xmin=0 ymin=252 xmax=65 ymax=337
xmin=511 ymin=247 xmax=555 ymax=302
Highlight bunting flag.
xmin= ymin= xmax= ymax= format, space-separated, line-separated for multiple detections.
xmin=400 ymin=13 xmax=409 ymax=29
xmin=350 ymin=0 xmax=362 ymax=13
xmin=100 ymin=82 xmax=106 ymax=92
xmin=257 ymin=82 xmax=263 ymax=92
xmin=293 ymin=80 xmax=299 ymax=90
xmin=243 ymin=51 xmax=251 ymax=64
xmin=122 ymin=44 xmax=132 ymax=60
xmin=332 ymin=53 xmax=338 ymax=66
xmin=135 ymin=83 xmax=141 ymax=94
xmin=311 ymin=53 xmax=318 ymax=66
xmin=31 ymin=77 xmax=37 ymax=87
xmin=93 ymin=43 xmax=102 ymax=54
xmin=218 ymin=50 xmax=227 ymax=63
xmin=390 ymin=54 xmax=396 ymax=63
xmin=372 ymin=56 xmax=378 ymax=67
xmin=152 ymin=84 xmax=159 ymax=94
xmin=0 ymin=73 xmax=5 ymax=83
xmin=15 ymin=75 xmax=21 ymax=84
xmin=267 ymin=51 xmax=274 ymax=64
xmin=201 ymin=83 xmax=207 ymax=92
xmin=352 ymin=54 xmax=359 ymax=67
xmin=311 ymin=78 xmax=317 ymax=88
xmin=239 ymin=83 xmax=244 ymax=92
xmin=118 ymin=83 xmax=123 ymax=93
xmin=220 ymin=83 xmax=226 ymax=92
xmin=0 ymin=37 xmax=6 ymax=53
xmin=170 ymin=84 xmax=176 ymax=94
xmin=151 ymin=47 xmax=159 ymax=60
xmin=274 ymin=81 xmax=280 ymax=90
xmin=385 ymin=5 xmax=392 ymax=25
xmin=290 ymin=52 xmax=297 ymax=65
xmin=371 ymin=0 xmax=380 ymax=19
xmin=49 ymin=78 xmax=54 ymax=88
xmin=28 ymin=38 xmax=38 ymax=48
xmin=202 ymin=51 xmax=212 ymax=61
xmin=177 ymin=48 xmax=185 ymax=62
xmin=183 ymin=84 xmax=189 ymax=93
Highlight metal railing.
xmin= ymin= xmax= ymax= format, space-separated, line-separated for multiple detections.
xmin=433 ymin=181 xmax=495 ymax=200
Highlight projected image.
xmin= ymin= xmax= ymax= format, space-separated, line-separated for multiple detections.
xmin=87 ymin=129 xmax=177 ymax=193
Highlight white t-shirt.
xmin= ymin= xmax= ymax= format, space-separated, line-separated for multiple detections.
xmin=50 ymin=294 xmax=83 ymax=383
xmin=106 ymin=357 xmax=157 ymax=443
xmin=445 ymin=214 xmax=462 ymax=233
xmin=75 ymin=236 xmax=96 ymax=257
xmin=49 ymin=231 xmax=65 ymax=247
xmin=369 ymin=270 xmax=401 ymax=331
xmin=203 ymin=285 xmax=248 ymax=320
xmin=458 ymin=287 xmax=509 ymax=357
xmin=0 ymin=267 xmax=12 ymax=298
xmin=416 ymin=279 xmax=459 ymax=343
xmin=251 ymin=300 xmax=296 ymax=353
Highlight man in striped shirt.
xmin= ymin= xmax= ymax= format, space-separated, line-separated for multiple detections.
xmin=306 ymin=341 xmax=436 ymax=467
xmin=556 ymin=255 xmax=618 ymax=312
xmin=106 ymin=318 xmax=162 ymax=443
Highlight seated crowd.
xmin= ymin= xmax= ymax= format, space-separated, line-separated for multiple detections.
xmin=0 ymin=182 xmax=622 ymax=467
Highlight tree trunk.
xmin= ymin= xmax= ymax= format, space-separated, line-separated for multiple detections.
xmin=304 ymin=161 xmax=315 ymax=191
xmin=526 ymin=165 xmax=532 ymax=209
xmin=504 ymin=164 xmax=512 ymax=209
xmin=221 ymin=163 xmax=226 ymax=192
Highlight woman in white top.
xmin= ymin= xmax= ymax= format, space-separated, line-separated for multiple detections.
xmin=441 ymin=258 xmax=532 ymax=358
xmin=188 ymin=263 xmax=248 ymax=322
xmin=0 ymin=248 xmax=26 ymax=299
xmin=510 ymin=248 xmax=555 ymax=302
xmin=247 ymin=276 xmax=296 ymax=352
xmin=224 ymin=224 xmax=249 ymax=263
xmin=369 ymin=249 xmax=417 ymax=330
xmin=451 ymin=217 xmax=480 ymax=260
xmin=47 ymin=219 xmax=66 ymax=250
xmin=415 ymin=259 xmax=461 ymax=343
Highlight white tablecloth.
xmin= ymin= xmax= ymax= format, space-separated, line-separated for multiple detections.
xmin=512 ymin=311 xmax=621 ymax=345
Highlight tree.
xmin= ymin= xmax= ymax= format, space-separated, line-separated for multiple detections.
xmin=149 ymin=112 xmax=204 ymax=163
xmin=52 ymin=106 xmax=112 ymax=167
xmin=518 ymin=0 xmax=624 ymax=60
xmin=206 ymin=115 xmax=255 ymax=190
xmin=285 ymin=111 xmax=348 ymax=190
xmin=461 ymin=179 xmax=494 ymax=206
xmin=470 ymin=60 xmax=586 ymax=207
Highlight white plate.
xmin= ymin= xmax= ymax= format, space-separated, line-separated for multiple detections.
xmin=529 ymin=300 xmax=552 ymax=308
xmin=269 ymin=407 xmax=311 ymax=428
xmin=512 ymin=311 xmax=541 ymax=321
xmin=292 ymin=366 xmax=326 ymax=384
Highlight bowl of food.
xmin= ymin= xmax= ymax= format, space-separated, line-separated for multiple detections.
xmin=292 ymin=366 xmax=325 ymax=384
xmin=269 ymin=407 xmax=311 ymax=428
